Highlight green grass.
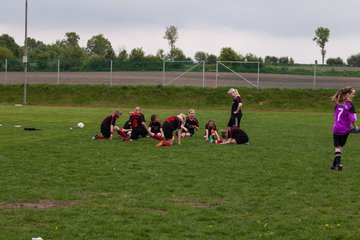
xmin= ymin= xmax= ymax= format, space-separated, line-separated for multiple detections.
xmin=0 ymin=84 xmax=356 ymax=112
xmin=1 ymin=105 xmax=360 ymax=239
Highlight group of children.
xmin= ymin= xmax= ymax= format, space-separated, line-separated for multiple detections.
xmin=92 ymin=85 xmax=360 ymax=171
xmin=93 ymin=106 xmax=249 ymax=147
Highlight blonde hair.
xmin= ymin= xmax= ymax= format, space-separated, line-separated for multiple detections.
xmin=220 ymin=129 xmax=228 ymax=139
xmin=177 ymin=113 xmax=186 ymax=124
xmin=331 ymin=86 xmax=354 ymax=104
xmin=188 ymin=109 xmax=195 ymax=114
xmin=115 ymin=109 xmax=122 ymax=116
xmin=228 ymin=88 xmax=240 ymax=97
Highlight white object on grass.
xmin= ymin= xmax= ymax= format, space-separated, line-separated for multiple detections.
xmin=77 ymin=122 xmax=84 ymax=129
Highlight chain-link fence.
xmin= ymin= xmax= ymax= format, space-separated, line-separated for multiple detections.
xmin=1 ymin=59 xmax=360 ymax=89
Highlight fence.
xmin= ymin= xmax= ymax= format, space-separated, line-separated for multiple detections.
xmin=1 ymin=59 xmax=360 ymax=89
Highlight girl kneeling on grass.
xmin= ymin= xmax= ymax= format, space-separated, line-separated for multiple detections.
xmin=92 ymin=109 xmax=129 ymax=141
xmin=330 ymin=86 xmax=358 ymax=171
xmin=156 ymin=113 xmax=186 ymax=147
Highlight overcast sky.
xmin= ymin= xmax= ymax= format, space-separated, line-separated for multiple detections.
xmin=1 ymin=0 xmax=360 ymax=63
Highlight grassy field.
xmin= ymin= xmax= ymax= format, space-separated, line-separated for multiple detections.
xmin=1 ymin=104 xmax=360 ymax=239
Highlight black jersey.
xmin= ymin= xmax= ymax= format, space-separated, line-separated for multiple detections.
xmin=149 ymin=121 xmax=162 ymax=134
xmin=101 ymin=114 xmax=118 ymax=129
xmin=163 ymin=116 xmax=181 ymax=131
xmin=228 ymin=127 xmax=249 ymax=144
xmin=123 ymin=120 xmax=132 ymax=129
xmin=231 ymin=96 xmax=242 ymax=114
xmin=130 ymin=112 xmax=146 ymax=130
xmin=185 ymin=117 xmax=199 ymax=130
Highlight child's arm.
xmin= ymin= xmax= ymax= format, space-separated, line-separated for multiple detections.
xmin=221 ymin=138 xmax=232 ymax=144
xmin=214 ymin=130 xmax=220 ymax=139
xmin=160 ymin=128 xmax=164 ymax=138
xmin=205 ymin=129 xmax=209 ymax=140
xmin=177 ymin=129 xmax=182 ymax=145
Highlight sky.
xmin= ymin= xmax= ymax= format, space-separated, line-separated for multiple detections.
xmin=1 ymin=0 xmax=360 ymax=63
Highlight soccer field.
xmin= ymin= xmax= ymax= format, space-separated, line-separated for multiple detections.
xmin=0 ymin=105 xmax=359 ymax=239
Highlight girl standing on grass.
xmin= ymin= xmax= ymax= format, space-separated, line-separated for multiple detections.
xmin=331 ymin=86 xmax=358 ymax=171
xmin=227 ymin=88 xmax=243 ymax=128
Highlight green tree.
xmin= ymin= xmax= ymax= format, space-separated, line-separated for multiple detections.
xmin=0 ymin=46 xmax=15 ymax=59
xmin=128 ymin=48 xmax=145 ymax=61
xmin=64 ymin=32 xmax=80 ymax=48
xmin=166 ymin=47 xmax=186 ymax=61
xmin=245 ymin=53 xmax=263 ymax=63
xmin=59 ymin=32 xmax=85 ymax=70
xmin=156 ymin=49 xmax=165 ymax=60
xmin=264 ymin=56 xmax=278 ymax=64
xmin=278 ymin=56 xmax=290 ymax=64
xmin=347 ymin=54 xmax=360 ymax=67
xmin=117 ymin=48 xmax=128 ymax=61
xmin=313 ymin=27 xmax=330 ymax=64
xmin=194 ymin=51 xmax=208 ymax=62
xmin=164 ymin=25 xmax=178 ymax=50
xmin=207 ymin=54 xmax=217 ymax=64
xmin=326 ymin=57 xmax=344 ymax=66
xmin=218 ymin=47 xmax=240 ymax=61
xmin=86 ymin=34 xmax=115 ymax=59
xmin=0 ymin=34 xmax=21 ymax=58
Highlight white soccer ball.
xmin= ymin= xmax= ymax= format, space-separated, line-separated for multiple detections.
xmin=77 ymin=122 xmax=84 ymax=129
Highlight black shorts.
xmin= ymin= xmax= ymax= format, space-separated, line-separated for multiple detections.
xmin=333 ymin=133 xmax=349 ymax=147
xmin=130 ymin=128 xmax=148 ymax=140
xmin=101 ymin=127 xmax=111 ymax=139
xmin=227 ymin=113 xmax=242 ymax=127
xmin=163 ymin=123 xmax=175 ymax=140
xmin=182 ymin=128 xmax=195 ymax=136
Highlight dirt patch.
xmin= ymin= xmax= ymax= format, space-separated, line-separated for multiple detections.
xmin=0 ymin=200 xmax=75 ymax=210
xmin=170 ymin=197 xmax=224 ymax=208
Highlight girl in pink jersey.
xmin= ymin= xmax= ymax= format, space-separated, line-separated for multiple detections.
xmin=331 ymin=86 xmax=358 ymax=170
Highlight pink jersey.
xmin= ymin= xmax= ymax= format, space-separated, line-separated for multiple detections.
xmin=333 ymin=101 xmax=357 ymax=135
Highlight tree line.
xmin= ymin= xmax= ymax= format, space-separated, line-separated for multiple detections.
xmin=1 ymin=26 xmax=360 ymax=69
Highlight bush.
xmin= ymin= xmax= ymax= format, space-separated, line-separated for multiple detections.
xmin=347 ymin=54 xmax=360 ymax=67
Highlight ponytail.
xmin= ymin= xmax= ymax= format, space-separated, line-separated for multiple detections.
xmin=331 ymin=86 xmax=354 ymax=104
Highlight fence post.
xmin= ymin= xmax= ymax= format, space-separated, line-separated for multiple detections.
xmin=215 ymin=61 xmax=218 ymax=88
xmin=257 ymin=62 xmax=260 ymax=89
xmin=57 ymin=59 xmax=60 ymax=85
xmin=110 ymin=60 xmax=113 ymax=86
xmin=162 ymin=61 xmax=165 ymax=86
xmin=313 ymin=60 xmax=317 ymax=90
xmin=5 ymin=58 xmax=8 ymax=84
xmin=202 ymin=61 xmax=205 ymax=88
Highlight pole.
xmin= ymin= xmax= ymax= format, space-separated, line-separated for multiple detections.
xmin=215 ymin=61 xmax=218 ymax=88
xmin=57 ymin=59 xmax=60 ymax=85
xmin=162 ymin=61 xmax=165 ymax=86
xmin=257 ymin=62 xmax=260 ymax=89
xmin=5 ymin=59 xmax=8 ymax=84
xmin=313 ymin=60 xmax=317 ymax=90
xmin=23 ymin=0 xmax=28 ymax=104
xmin=202 ymin=61 xmax=205 ymax=88
xmin=109 ymin=60 xmax=113 ymax=86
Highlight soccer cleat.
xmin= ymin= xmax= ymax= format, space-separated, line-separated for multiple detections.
xmin=91 ymin=135 xmax=98 ymax=140
xmin=156 ymin=140 xmax=164 ymax=147
xmin=330 ymin=164 xmax=337 ymax=170
xmin=336 ymin=161 xmax=343 ymax=171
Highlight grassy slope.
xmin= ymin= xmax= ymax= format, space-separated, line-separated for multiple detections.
xmin=0 ymin=84 xmax=355 ymax=112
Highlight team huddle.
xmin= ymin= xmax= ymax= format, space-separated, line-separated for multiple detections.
xmin=92 ymin=88 xmax=249 ymax=147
